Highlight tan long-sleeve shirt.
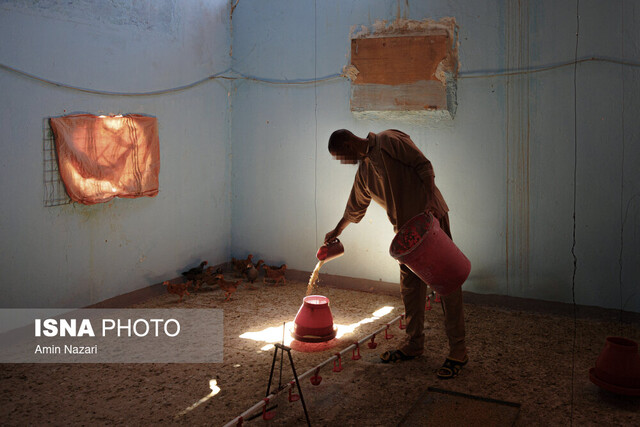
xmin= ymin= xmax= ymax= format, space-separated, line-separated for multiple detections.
xmin=342 ymin=130 xmax=449 ymax=233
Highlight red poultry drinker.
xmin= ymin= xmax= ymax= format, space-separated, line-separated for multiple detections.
xmin=292 ymin=295 xmax=337 ymax=343
xmin=390 ymin=212 xmax=471 ymax=296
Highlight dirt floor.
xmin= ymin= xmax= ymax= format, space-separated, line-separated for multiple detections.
xmin=1 ymin=273 xmax=639 ymax=426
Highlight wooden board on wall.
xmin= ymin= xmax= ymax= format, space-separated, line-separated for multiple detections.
xmin=349 ymin=33 xmax=455 ymax=113
xmin=351 ymin=35 xmax=449 ymax=85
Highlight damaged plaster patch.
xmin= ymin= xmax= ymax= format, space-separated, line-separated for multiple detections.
xmin=352 ymin=109 xmax=455 ymax=127
xmin=348 ymin=17 xmax=459 ymax=120
xmin=435 ymin=61 xmax=448 ymax=85
xmin=351 ymin=17 xmax=457 ymax=41
xmin=350 ymin=24 xmax=370 ymax=39
xmin=341 ymin=65 xmax=360 ymax=82
xmin=350 ymin=17 xmax=459 ymax=84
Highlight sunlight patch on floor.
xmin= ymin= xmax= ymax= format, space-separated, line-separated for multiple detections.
xmin=175 ymin=379 xmax=221 ymax=419
xmin=239 ymin=305 xmax=396 ymax=351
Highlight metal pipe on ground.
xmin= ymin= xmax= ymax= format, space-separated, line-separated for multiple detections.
xmin=222 ymin=315 xmax=403 ymax=427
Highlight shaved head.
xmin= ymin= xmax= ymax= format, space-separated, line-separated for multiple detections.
xmin=328 ymin=129 xmax=354 ymax=153
xmin=328 ymin=129 xmax=364 ymax=164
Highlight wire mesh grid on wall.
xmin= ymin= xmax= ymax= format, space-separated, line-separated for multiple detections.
xmin=43 ymin=118 xmax=71 ymax=207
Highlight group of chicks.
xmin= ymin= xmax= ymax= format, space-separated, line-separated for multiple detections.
xmin=162 ymin=255 xmax=287 ymax=303
xmin=232 ymin=254 xmax=287 ymax=287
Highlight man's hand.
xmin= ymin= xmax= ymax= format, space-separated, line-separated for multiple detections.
xmin=324 ymin=217 xmax=351 ymax=244
xmin=324 ymin=229 xmax=340 ymax=244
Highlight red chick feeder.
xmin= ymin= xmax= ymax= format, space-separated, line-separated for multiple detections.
xmin=589 ymin=336 xmax=640 ymax=396
xmin=292 ymin=295 xmax=337 ymax=343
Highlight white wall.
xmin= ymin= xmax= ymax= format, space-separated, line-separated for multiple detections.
xmin=230 ymin=0 xmax=640 ymax=313
xmin=0 ymin=0 xmax=232 ymax=307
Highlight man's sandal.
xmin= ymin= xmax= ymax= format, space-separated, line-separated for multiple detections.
xmin=436 ymin=355 xmax=469 ymax=379
xmin=380 ymin=350 xmax=416 ymax=363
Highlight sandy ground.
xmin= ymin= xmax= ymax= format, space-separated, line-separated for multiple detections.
xmin=1 ymin=273 xmax=639 ymax=426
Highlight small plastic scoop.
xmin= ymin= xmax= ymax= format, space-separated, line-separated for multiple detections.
xmin=316 ymin=239 xmax=344 ymax=262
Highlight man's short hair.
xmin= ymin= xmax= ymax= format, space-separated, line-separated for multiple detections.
xmin=328 ymin=129 xmax=353 ymax=155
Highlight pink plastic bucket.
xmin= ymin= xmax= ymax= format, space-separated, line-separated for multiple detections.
xmin=389 ymin=212 xmax=471 ymax=296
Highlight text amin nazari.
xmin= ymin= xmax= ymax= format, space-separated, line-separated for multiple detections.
xmin=34 ymin=344 xmax=98 ymax=355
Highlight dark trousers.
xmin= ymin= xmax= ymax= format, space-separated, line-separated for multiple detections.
xmin=398 ymin=213 xmax=466 ymax=357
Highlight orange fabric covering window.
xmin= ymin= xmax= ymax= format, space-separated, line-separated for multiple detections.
xmin=50 ymin=114 xmax=160 ymax=205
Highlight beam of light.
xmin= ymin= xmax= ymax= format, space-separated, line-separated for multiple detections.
xmin=209 ymin=379 xmax=221 ymax=394
xmin=335 ymin=306 xmax=394 ymax=338
xmin=102 ymin=115 xmax=126 ymax=131
xmin=239 ymin=322 xmax=295 ymax=352
xmin=372 ymin=306 xmax=394 ymax=317
xmin=175 ymin=379 xmax=221 ymax=419
xmin=239 ymin=306 xmax=396 ymax=348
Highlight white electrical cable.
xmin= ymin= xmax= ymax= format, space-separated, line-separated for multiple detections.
xmin=2 ymin=57 xmax=639 ymax=97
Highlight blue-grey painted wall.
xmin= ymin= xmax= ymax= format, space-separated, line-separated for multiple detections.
xmin=0 ymin=0 xmax=232 ymax=307
xmin=230 ymin=0 xmax=640 ymax=313
xmin=1 ymin=0 xmax=637 ymax=313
